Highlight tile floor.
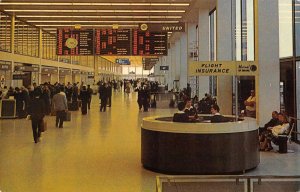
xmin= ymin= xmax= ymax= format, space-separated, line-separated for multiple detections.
xmin=0 ymin=91 xmax=299 ymax=192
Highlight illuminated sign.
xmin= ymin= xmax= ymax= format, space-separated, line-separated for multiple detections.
xmin=189 ymin=61 xmax=258 ymax=76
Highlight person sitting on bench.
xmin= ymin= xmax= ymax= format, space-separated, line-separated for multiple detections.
xmin=259 ymin=111 xmax=280 ymax=136
xmin=260 ymin=113 xmax=290 ymax=151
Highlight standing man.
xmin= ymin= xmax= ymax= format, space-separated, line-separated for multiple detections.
xmin=52 ymin=86 xmax=68 ymax=128
xmin=99 ymin=83 xmax=108 ymax=112
xmin=79 ymin=85 xmax=89 ymax=115
xmin=87 ymin=84 xmax=93 ymax=110
xmin=27 ymin=87 xmax=46 ymax=143
xmin=186 ymin=83 xmax=192 ymax=99
xmin=107 ymin=82 xmax=112 ymax=107
xmin=244 ymin=89 xmax=256 ymax=118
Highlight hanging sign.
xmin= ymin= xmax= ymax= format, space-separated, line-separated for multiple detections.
xmin=189 ymin=61 xmax=258 ymax=76
xmin=139 ymin=23 xmax=185 ymax=32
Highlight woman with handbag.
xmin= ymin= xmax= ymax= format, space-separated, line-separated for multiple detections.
xmin=27 ymin=87 xmax=46 ymax=143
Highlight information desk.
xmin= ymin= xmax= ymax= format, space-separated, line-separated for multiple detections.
xmin=141 ymin=116 xmax=259 ymax=174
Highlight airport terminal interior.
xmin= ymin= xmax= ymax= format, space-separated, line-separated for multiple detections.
xmin=0 ymin=0 xmax=300 ymax=191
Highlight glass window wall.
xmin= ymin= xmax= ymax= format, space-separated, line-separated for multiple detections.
xmin=14 ymin=20 xmax=39 ymax=57
xmin=42 ymin=31 xmax=57 ymax=60
xmin=0 ymin=11 xmax=11 ymax=52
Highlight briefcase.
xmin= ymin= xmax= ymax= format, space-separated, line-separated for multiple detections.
xmin=40 ymin=119 xmax=47 ymax=132
xmin=65 ymin=111 xmax=71 ymax=121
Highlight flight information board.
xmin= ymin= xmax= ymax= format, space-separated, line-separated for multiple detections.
xmin=57 ymin=29 xmax=94 ymax=55
xmin=95 ymin=29 xmax=131 ymax=55
xmin=132 ymin=30 xmax=168 ymax=56
xmin=57 ymin=29 xmax=168 ymax=56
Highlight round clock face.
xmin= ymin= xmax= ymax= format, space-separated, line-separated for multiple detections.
xmin=140 ymin=23 xmax=148 ymax=31
xmin=66 ymin=38 xmax=78 ymax=49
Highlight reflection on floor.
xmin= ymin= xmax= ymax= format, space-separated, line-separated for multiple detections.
xmin=0 ymin=92 xmax=299 ymax=192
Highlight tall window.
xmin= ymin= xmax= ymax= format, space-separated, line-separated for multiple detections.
xmin=209 ymin=9 xmax=217 ymax=96
xmin=295 ymin=0 xmax=300 ymax=56
xmin=235 ymin=0 xmax=254 ymax=61
xmin=279 ymin=0 xmax=293 ymax=58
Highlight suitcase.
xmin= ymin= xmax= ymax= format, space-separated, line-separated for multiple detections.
xmin=65 ymin=111 xmax=71 ymax=121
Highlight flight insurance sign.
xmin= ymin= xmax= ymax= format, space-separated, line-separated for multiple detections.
xmin=189 ymin=61 xmax=258 ymax=76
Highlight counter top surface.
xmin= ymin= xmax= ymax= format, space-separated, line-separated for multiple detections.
xmin=142 ymin=116 xmax=257 ymax=134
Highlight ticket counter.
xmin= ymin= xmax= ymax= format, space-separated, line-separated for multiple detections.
xmin=141 ymin=116 xmax=259 ymax=174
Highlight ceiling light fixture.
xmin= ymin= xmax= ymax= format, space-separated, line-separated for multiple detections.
xmin=4 ymin=9 xmax=186 ymax=13
xmin=17 ymin=15 xmax=182 ymax=19
xmin=0 ymin=2 xmax=189 ymax=6
xmin=28 ymin=20 xmax=180 ymax=23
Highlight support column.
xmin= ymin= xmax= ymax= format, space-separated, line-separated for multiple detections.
xmin=170 ymin=43 xmax=177 ymax=90
xmin=10 ymin=14 xmax=15 ymax=87
xmin=198 ymin=7 xmax=210 ymax=98
xmin=216 ymin=0 xmax=233 ymax=115
xmin=38 ymin=28 xmax=43 ymax=85
xmin=166 ymin=48 xmax=173 ymax=90
xmin=179 ymin=30 xmax=188 ymax=90
xmin=175 ymin=39 xmax=181 ymax=84
xmin=257 ymin=0 xmax=280 ymax=126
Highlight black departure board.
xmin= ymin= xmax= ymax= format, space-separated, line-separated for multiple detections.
xmin=95 ymin=29 xmax=131 ymax=55
xmin=132 ymin=30 xmax=168 ymax=56
xmin=57 ymin=29 xmax=94 ymax=55
xmin=57 ymin=28 xmax=168 ymax=56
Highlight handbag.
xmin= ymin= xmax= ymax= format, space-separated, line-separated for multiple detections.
xmin=40 ymin=119 xmax=47 ymax=132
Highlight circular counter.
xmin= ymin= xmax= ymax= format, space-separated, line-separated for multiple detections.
xmin=141 ymin=116 xmax=260 ymax=174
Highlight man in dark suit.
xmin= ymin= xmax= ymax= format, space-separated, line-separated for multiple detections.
xmin=99 ymin=83 xmax=108 ymax=112
xmin=173 ymin=102 xmax=190 ymax=122
xmin=210 ymin=104 xmax=228 ymax=123
xmin=27 ymin=87 xmax=46 ymax=143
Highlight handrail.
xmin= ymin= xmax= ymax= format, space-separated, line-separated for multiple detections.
xmin=157 ymin=175 xmax=300 ymax=180
xmin=156 ymin=175 xmax=300 ymax=192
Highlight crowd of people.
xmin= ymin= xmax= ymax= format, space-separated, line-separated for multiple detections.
xmin=0 ymin=81 xmax=95 ymax=143
xmin=173 ymin=99 xmax=227 ymax=123
xmin=0 ymin=81 xmax=292 ymax=150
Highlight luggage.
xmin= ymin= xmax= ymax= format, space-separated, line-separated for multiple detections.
xmin=65 ymin=111 xmax=71 ymax=121
xmin=0 ymin=99 xmax=16 ymax=118
xmin=40 ymin=119 xmax=47 ymax=132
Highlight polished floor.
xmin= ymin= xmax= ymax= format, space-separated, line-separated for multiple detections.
xmin=0 ymin=91 xmax=299 ymax=192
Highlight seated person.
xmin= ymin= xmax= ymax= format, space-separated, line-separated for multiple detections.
xmin=184 ymin=98 xmax=198 ymax=118
xmin=259 ymin=111 xmax=280 ymax=135
xmin=210 ymin=104 xmax=228 ymax=123
xmin=173 ymin=102 xmax=190 ymax=122
xmin=260 ymin=113 xmax=290 ymax=151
